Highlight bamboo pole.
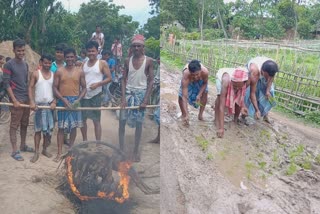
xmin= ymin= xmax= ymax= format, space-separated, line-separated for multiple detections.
xmin=0 ymin=102 xmax=159 ymax=111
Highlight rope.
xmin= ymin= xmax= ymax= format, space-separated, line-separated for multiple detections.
xmin=0 ymin=102 xmax=159 ymax=111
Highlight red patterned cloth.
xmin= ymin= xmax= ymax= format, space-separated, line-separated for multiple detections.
xmin=225 ymin=68 xmax=248 ymax=115
xmin=131 ymin=34 xmax=145 ymax=45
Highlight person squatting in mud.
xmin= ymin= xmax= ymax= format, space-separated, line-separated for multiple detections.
xmin=53 ymin=48 xmax=87 ymax=162
xmin=119 ymin=34 xmax=154 ymax=162
xmin=244 ymin=56 xmax=279 ymax=124
xmin=214 ymin=68 xmax=249 ymax=138
xmin=178 ymin=60 xmax=209 ymax=126
xmin=28 ymin=54 xmax=56 ymax=163
xmin=80 ymin=41 xmax=112 ymax=141
xmin=3 ymin=39 xmax=34 ymax=161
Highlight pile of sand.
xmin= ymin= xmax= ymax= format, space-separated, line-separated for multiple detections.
xmin=0 ymin=40 xmax=40 ymax=72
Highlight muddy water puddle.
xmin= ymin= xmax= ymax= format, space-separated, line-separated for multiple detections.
xmin=213 ymin=140 xmax=267 ymax=190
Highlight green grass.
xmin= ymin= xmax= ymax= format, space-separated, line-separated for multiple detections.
xmin=260 ymin=129 xmax=271 ymax=143
xmin=315 ymin=154 xmax=320 ymax=165
xmin=245 ymin=161 xmax=256 ymax=180
xmin=195 ymin=136 xmax=209 ymax=151
xmin=161 ymin=49 xmax=185 ymax=69
xmin=273 ymin=105 xmax=320 ymax=128
xmin=206 ymin=153 xmax=214 ymax=160
xmin=286 ymin=163 xmax=298 ymax=176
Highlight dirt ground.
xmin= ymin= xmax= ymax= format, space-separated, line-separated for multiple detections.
xmin=0 ymin=110 xmax=159 ymax=214
xmin=160 ymin=63 xmax=320 ymax=214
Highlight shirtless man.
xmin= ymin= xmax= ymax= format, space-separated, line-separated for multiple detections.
xmin=214 ymin=68 xmax=249 ymax=138
xmin=244 ymin=57 xmax=279 ymax=123
xmin=29 ymin=54 xmax=56 ymax=162
xmin=120 ymin=34 xmax=154 ymax=162
xmin=178 ymin=60 xmax=209 ymax=126
xmin=53 ymin=48 xmax=87 ymax=162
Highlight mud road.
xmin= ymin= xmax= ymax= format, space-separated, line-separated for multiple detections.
xmin=160 ymin=62 xmax=320 ymax=214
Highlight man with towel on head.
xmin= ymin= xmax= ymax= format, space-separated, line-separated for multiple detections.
xmin=119 ymin=34 xmax=154 ymax=162
xmin=214 ymin=67 xmax=249 ymax=138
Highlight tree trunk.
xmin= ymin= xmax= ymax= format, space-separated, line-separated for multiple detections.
xmin=217 ymin=8 xmax=228 ymax=39
xmin=25 ymin=16 xmax=35 ymax=44
xmin=200 ymin=0 xmax=204 ymax=47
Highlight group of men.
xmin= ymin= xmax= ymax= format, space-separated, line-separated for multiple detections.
xmin=179 ymin=58 xmax=279 ymax=138
xmin=2 ymin=33 xmax=154 ymax=163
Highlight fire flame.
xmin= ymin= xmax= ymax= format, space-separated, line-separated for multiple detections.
xmin=66 ymin=156 xmax=132 ymax=203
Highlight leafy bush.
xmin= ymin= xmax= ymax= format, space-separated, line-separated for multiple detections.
xmin=298 ymin=20 xmax=312 ymax=39
xmin=145 ymin=37 xmax=160 ymax=59
xmin=163 ymin=26 xmax=183 ymax=40
xmin=305 ymin=111 xmax=320 ymax=125
xmin=184 ymin=32 xmax=200 ymax=40
xmin=203 ymin=29 xmax=224 ymax=40
xmin=261 ymin=19 xmax=285 ymax=39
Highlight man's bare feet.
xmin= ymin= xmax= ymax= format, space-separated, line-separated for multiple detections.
xmin=263 ymin=115 xmax=273 ymax=124
xmin=198 ymin=114 xmax=204 ymax=121
xmin=133 ymin=153 xmax=141 ymax=162
xmin=30 ymin=153 xmax=40 ymax=163
xmin=148 ymin=138 xmax=160 ymax=144
xmin=53 ymin=154 xmax=61 ymax=163
xmin=42 ymin=150 xmax=53 ymax=158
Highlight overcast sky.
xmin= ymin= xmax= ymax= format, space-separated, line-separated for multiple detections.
xmin=60 ymin=0 xmax=152 ymax=26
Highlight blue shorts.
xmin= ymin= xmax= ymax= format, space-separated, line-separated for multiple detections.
xmin=178 ymin=80 xmax=208 ymax=108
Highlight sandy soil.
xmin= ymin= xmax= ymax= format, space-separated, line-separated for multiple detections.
xmin=160 ymin=63 xmax=320 ymax=214
xmin=0 ymin=110 xmax=159 ymax=214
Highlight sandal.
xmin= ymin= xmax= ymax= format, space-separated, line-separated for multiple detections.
xmin=11 ymin=151 xmax=24 ymax=161
xmin=21 ymin=145 xmax=34 ymax=153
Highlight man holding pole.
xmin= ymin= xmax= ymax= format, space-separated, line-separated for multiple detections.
xmin=53 ymin=48 xmax=87 ymax=162
xmin=3 ymin=39 xmax=34 ymax=161
xmin=120 ymin=34 xmax=154 ymax=162
xmin=28 ymin=54 xmax=56 ymax=163
xmin=80 ymin=41 xmax=111 ymax=141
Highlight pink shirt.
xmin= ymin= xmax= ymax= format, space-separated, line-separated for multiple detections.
xmin=111 ymin=43 xmax=122 ymax=57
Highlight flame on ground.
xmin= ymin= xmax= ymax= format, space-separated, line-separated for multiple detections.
xmin=66 ymin=156 xmax=132 ymax=203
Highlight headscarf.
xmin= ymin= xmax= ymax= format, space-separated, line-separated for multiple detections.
xmin=225 ymin=67 xmax=248 ymax=115
xmin=131 ymin=34 xmax=145 ymax=45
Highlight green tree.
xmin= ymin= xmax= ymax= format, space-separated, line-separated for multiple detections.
xmin=142 ymin=15 xmax=160 ymax=39
xmin=77 ymin=0 xmax=139 ymax=50
xmin=149 ymin=0 xmax=159 ymax=15
xmin=298 ymin=20 xmax=312 ymax=39
xmin=0 ymin=0 xmax=19 ymax=41
xmin=276 ymin=0 xmax=296 ymax=30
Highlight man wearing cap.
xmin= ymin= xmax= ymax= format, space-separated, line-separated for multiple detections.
xmin=178 ymin=60 xmax=209 ymax=126
xmin=120 ymin=34 xmax=154 ymax=162
xmin=214 ymin=67 xmax=249 ymax=138
xmin=244 ymin=57 xmax=279 ymax=123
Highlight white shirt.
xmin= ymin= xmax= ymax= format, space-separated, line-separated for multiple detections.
xmin=35 ymin=70 xmax=54 ymax=103
xmin=83 ymin=60 xmax=103 ymax=99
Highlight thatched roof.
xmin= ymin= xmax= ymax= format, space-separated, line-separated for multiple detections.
xmin=0 ymin=41 xmax=40 ymax=73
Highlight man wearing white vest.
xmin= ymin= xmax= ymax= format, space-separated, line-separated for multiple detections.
xmin=80 ymin=41 xmax=111 ymax=141
xmin=28 ymin=54 xmax=56 ymax=163
xmin=120 ymin=34 xmax=154 ymax=162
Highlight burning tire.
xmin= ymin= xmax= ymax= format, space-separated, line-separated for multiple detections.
xmin=59 ymin=141 xmax=159 ymax=213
